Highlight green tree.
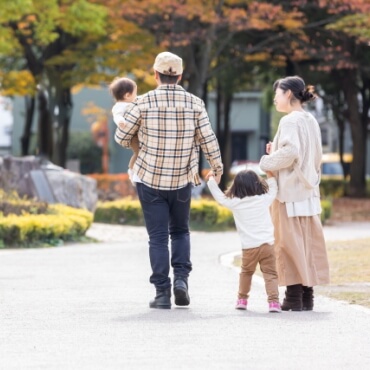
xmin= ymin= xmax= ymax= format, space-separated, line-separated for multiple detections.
xmin=0 ymin=0 xmax=157 ymax=167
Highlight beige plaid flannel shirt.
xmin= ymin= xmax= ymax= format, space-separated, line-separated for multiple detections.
xmin=114 ymin=84 xmax=223 ymax=190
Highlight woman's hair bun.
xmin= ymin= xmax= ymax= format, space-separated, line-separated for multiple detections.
xmin=300 ymin=85 xmax=316 ymax=103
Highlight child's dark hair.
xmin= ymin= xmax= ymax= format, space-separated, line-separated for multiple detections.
xmin=273 ymin=75 xmax=316 ymax=104
xmin=225 ymin=170 xmax=269 ymax=199
xmin=109 ymin=77 xmax=136 ymax=101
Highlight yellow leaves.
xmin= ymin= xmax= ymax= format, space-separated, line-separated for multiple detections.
xmin=278 ymin=17 xmax=303 ymax=30
xmin=244 ymin=52 xmax=270 ymax=62
xmin=131 ymin=68 xmax=156 ymax=88
xmin=0 ymin=70 xmax=36 ymax=96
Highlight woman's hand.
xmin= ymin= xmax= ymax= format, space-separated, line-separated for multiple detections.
xmin=266 ymin=141 xmax=272 ymax=154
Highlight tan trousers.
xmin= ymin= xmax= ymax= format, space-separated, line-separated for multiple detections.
xmin=239 ymin=243 xmax=279 ymax=303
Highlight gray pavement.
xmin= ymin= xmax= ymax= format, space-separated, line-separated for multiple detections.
xmin=0 ymin=221 xmax=370 ymax=369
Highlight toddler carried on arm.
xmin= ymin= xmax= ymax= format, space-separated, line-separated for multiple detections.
xmin=109 ymin=77 xmax=139 ymax=183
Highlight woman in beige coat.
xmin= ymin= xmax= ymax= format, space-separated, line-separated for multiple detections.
xmin=259 ymin=76 xmax=330 ymax=311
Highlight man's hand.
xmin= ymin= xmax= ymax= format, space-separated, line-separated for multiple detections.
xmin=206 ymin=170 xmax=221 ymax=184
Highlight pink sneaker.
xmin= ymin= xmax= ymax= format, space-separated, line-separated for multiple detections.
xmin=269 ymin=301 xmax=281 ymax=313
xmin=235 ymin=298 xmax=247 ymax=310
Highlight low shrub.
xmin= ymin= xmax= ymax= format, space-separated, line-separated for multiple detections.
xmin=320 ymin=178 xmax=370 ymax=198
xmin=320 ymin=179 xmax=347 ymax=198
xmin=320 ymin=199 xmax=332 ymax=224
xmin=0 ymin=190 xmax=93 ymax=247
xmin=0 ymin=190 xmax=48 ymax=216
xmin=94 ymin=197 xmax=332 ymax=230
xmin=190 ymin=199 xmax=235 ymax=230
xmin=94 ymin=198 xmax=144 ymax=225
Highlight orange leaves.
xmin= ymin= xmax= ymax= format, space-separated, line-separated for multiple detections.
xmin=318 ymin=0 xmax=370 ymax=14
xmin=225 ymin=2 xmax=304 ymax=32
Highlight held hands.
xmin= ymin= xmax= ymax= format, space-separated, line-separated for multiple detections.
xmin=206 ymin=170 xmax=221 ymax=184
xmin=265 ymin=171 xmax=274 ymax=178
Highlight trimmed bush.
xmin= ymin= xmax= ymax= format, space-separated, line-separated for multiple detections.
xmin=320 ymin=199 xmax=332 ymax=224
xmin=94 ymin=196 xmax=332 ymax=230
xmin=190 ymin=199 xmax=235 ymax=229
xmin=0 ymin=190 xmax=48 ymax=216
xmin=94 ymin=198 xmax=144 ymax=225
xmin=320 ymin=179 xmax=347 ymax=198
xmin=0 ymin=190 xmax=93 ymax=247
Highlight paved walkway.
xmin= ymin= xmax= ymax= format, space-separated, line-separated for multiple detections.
xmin=0 ymin=221 xmax=370 ymax=369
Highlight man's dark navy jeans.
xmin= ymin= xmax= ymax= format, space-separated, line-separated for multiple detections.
xmin=136 ymin=182 xmax=193 ymax=290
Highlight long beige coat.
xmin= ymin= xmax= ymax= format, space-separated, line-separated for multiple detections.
xmin=260 ymin=110 xmax=330 ymax=287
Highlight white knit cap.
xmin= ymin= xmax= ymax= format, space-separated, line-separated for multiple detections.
xmin=153 ymin=52 xmax=183 ymax=76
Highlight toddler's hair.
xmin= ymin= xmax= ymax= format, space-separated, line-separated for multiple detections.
xmin=109 ymin=77 xmax=136 ymax=101
xmin=225 ymin=170 xmax=269 ymax=198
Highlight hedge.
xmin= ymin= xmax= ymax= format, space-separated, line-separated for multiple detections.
xmin=94 ymin=197 xmax=332 ymax=229
xmin=0 ymin=190 xmax=93 ymax=247
xmin=94 ymin=198 xmax=144 ymax=225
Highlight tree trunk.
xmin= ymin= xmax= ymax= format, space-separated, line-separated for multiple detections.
xmin=20 ymin=96 xmax=35 ymax=156
xmin=54 ymin=88 xmax=73 ymax=167
xmin=220 ymin=94 xmax=232 ymax=191
xmin=37 ymin=86 xmax=53 ymax=159
xmin=340 ymin=69 xmax=366 ymax=197
xmin=216 ymin=80 xmax=232 ymax=191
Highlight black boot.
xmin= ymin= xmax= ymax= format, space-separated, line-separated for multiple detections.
xmin=173 ymin=277 xmax=190 ymax=306
xmin=302 ymin=286 xmax=314 ymax=311
xmin=149 ymin=288 xmax=171 ymax=309
xmin=281 ymin=284 xmax=303 ymax=311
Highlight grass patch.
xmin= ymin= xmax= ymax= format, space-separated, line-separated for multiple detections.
xmin=317 ymin=291 xmax=370 ymax=308
xmin=326 ymin=238 xmax=370 ymax=283
xmin=318 ymin=238 xmax=370 ymax=308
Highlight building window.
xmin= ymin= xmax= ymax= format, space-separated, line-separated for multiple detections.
xmin=231 ymin=132 xmax=248 ymax=162
xmin=321 ymin=127 xmax=329 ymax=146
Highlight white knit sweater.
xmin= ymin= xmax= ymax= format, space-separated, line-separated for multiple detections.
xmin=207 ymin=177 xmax=277 ymax=249
xmin=259 ymin=111 xmax=322 ymax=203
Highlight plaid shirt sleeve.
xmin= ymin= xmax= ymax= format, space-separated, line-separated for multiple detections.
xmin=196 ymin=102 xmax=223 ymax=176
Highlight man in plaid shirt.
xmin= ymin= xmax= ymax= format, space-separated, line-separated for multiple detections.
xmin=115 ymin=51 xmax=223 ymax=309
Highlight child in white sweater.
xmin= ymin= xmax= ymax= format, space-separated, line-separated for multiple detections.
xmin=207 ymin=170 xmax=281 ymax=312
